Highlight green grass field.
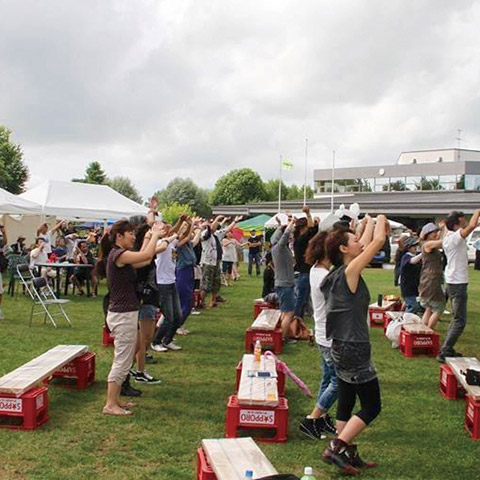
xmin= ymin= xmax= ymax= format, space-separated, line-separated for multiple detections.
xmin=0 ymin=267 xmax=479 ymax=479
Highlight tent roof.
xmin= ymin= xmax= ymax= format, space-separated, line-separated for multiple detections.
xmin=20 ymin=180 xmax=148 ymax=221
xmin=0 ymin=187 xmax=42 ymax=215
xmin=236 ymin=214 xmax=272 ymax=231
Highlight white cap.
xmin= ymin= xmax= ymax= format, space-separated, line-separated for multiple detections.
xmin=304 ymin=467 xmax=313 ymax=475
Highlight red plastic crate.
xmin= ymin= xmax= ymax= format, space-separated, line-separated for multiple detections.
xmin=235 ymin=360 xmax=286 ymax=397
xmin=399 ymin=329 xmax=440 ymax=357
xmin=196 ymin=447 xmax=217 ymax=480
xmin=245 ymin=328 xmax=283 ymax=355
xmin=225 ymin=394 xmax=288 ymax=443
xmin=465 ymin=395 xmax=480 ymax=440
xmin=48 ymin=352 xmax=96 ymax=389
xmin=102 ymin=325 xmax=114 ymax=346
xmin=439 ymin=364 xmax=465 ymax=400
xmin=253 ymin=300 xmax=275 ymax=319
xmin=369 ymin=307 xmax=387 ymax=328
xmin=0 ymin=386 xmax=49 ymax=430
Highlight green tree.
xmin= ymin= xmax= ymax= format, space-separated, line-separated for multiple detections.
xmin=415 ymin=176 xmax=444 ymax=191
xmin=264 ymin=179 xmax=288 ymax=201
xmin=384 ymin=180 xmax=407 ymax=191
xmin=161 ymin=202 xmax=194 ymax=224
xmin=72 ymin=161 xmax=107 ymax=184
xmin=210 ymin=168 xmax=267 ymax=205
xmin=154 ymin=177 xmax=211 ymax=217
xmin=107 ymin=176 xmax=143 ymax=204
xmin=0 ymin=126 xmax=29 ymax=194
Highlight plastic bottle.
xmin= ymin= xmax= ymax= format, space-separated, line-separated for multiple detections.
xmin=253 ymin=340 xmax=262 ymax=363
xmin=244 ymin=470 xmax=253 ymax=480
xmin=300 ymin=466 xmax=316 ymax=480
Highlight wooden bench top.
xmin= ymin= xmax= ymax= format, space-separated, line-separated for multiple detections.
xmin=251 ymin=309 xmax=281 ymax=331
xmin=202 ymin=437 xmax=278 ymax=480
xmin=0 ymin=345 xmax=89 ymax=396
xmin=237 ymin=354 xmax=278 ymax=407
xmin=369 ymin=300 xmax=397 ymax=311
xmin=446 ymin=357 xmax=480 ymax=401
xmin=403 ymin=323 xmax=434 ymax=334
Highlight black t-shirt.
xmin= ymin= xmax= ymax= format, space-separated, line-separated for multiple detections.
xmin=294 ymin=227 xmax=317 ymax=273
xmin=262 ymin=266 xmax=275 ymax=297
xmin=248 ymin=235 xmax=263 ymax=255
xmin=400 ymin=253 xmax=422 ymax=298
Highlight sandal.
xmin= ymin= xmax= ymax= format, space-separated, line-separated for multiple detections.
xmin=102 ymin=406 xmax=133 ymax=416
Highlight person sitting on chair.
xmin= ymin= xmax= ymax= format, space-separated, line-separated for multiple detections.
xmin=70 ymin=241 xmax=96 ymax=296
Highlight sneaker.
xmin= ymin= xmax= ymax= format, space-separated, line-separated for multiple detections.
xmin=120 ymin=375 xmax=143 ymax=397
xmin=285 ymin=338 xmax=298 ymax=345
xmin=451 ymin=350 xmax=463 ymax=357
xmin=299 ymin=417 xmax=326 ymax=440
xmin=176 ymin=327 xmax=190 ymax=336
xmin=163 ymin=341 xmax=182 ymax=351
xmin=319 ymin=414 xmax=337 ymax=435
xmin=145 ymin=354 xmax=158 ymax=364
xmin=151 ymin=343 xmax=168 ymax=353
xmin=134 ymin=371 xmax=162 ymax=385
xmin=216 ymin=296 xmax=227 ymax=303
xmin=323 ymin=439 xmax=361 ymax=475
xmin=345 ymin=444 xmax=378 ymax=469
xmin=436 ymin=353 xmax=446 ymax=363
xmin=190 ymin=310 xmax=201 ymax=315
xmin=129 ymin=368 xmax=137 ymax=376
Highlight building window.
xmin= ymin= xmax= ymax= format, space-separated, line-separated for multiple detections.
xmin=438 ymin=156 xmax=443 ymax=162
xmin=465 ymin=175 xmax=480 ymax=191
xmin=412 ymin=158 xmax=417 ymax=164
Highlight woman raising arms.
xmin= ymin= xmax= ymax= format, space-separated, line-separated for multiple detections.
xmin=321 ymin=215 xmax=388 ymax=474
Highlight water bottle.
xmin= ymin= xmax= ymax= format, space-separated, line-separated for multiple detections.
xmin=254 ymin=340 xmax=262 ymax=363
xmin=244 ymin=470 xmax=253 ymax=480
xmin=377 ymin=294 xmax=383 ymax=307
xmin=300 ymin=466 xmax=316 ymax=480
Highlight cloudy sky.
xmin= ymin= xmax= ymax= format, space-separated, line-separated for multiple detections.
xmin=1 ymin=0 xmax=480 ymax=199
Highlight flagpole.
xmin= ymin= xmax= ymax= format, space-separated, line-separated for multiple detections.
xmin=278 ymin=155 xmax=282 ymax=213
xmin=330 ymin=150 xmax=335 ymax=213
xmin=303 ymin=138 xmax=308 ymax=207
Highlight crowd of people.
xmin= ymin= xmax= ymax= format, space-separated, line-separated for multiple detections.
xmin=1 ymin=203 xmax=478 ymax=474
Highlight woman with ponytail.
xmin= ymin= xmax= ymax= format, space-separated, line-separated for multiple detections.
xmin=98 ymin=219 xmax=163 ymax=416
xmin=321 ymin=215 xmax=388 ymax=474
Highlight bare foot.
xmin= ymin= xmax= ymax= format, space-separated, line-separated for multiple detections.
xmin=102 ymin=405 xmax=133 ymax=416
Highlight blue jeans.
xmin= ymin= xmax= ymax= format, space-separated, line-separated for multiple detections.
xmin=176 ymin=265 xmax=194 ymax=327
xmin=317 ymin=344 xmax=338 ymax=411
xmin=404 ymin=296 xmax=421 ymax=314
xmin=152 ymin=283 xmax=182 ymax=346
xmin=294 ymin=272 xmax=310 ymax=319
xmin=248 ymin=253 xmax=261 ymax=275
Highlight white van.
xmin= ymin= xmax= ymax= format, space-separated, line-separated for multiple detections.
xmin=466 ymin=227 xmax=480 ymax=263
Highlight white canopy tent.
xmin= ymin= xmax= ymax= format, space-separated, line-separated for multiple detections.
xmin=264 ymin=211 xmax=331 ymax=227
xmin=20 ymin=180 xmax=148 ymax=221
xmin=0 ymin=187 xmax=42 ymax=215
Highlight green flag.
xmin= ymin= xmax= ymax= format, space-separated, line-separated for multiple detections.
xmin=281 ymin=158 xmax=293 ymax=171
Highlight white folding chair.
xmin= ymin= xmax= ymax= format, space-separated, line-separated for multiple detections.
xmin=28 ymin=276 xmax=72 ymax=328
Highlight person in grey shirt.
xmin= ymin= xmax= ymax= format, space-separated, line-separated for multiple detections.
xmin=271 ymin=216 xmax=295 ymax=338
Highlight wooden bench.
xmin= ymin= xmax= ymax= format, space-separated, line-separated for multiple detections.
xmin=0 ymin=345 xmax=92 ymax=430
xmin=400 ymin=324 xmax=440 ymax=357
xmin=245 ymin=310 xmax=282 ymax=354
xmin=237 ymin=354 xmax=279 ymax=407
xmin=444 ymin=358 xmax=480 ymax=439
xmin=197 ymin=437 xmax=278 ymax=480
xmin=253 ymin=298 xmax=275 ymax=319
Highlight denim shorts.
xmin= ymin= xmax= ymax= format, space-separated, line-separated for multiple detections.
xmin=139 ymin=304 xmax=157 ymax=320
xmin=275 ymin=286 xmax=295 ymax=312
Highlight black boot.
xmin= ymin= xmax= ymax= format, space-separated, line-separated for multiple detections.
xmin=323 ymin=438 xmax=361 ymax=475
xmin=345 ymin=444 xmax=378 ymax=469
xmin=120 ymin=374 xmax=143 ymax=397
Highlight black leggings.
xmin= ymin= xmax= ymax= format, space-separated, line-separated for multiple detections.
xmin=336 ymin=377 xmax=381 ymax=425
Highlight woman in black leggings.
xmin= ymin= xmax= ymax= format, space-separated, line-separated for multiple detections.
xmin=320 ymin=215 xmax=388 ymax=475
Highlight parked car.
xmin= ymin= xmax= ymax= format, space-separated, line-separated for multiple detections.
xmin=466 ymin=227 xmax=480 ymax=263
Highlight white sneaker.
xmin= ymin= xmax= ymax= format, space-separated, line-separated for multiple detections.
xmin=0 ymin=309 xmax=4 ymax=320
xmin=176 ymin=327 xmax=190 ymax=336
xmin=150 ymin=343 xmax=168 ymax=353
xmin=163 ymin=341 xmax=182 ymax=351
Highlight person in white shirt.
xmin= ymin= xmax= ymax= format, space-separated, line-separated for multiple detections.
xmin=29 ymin=238 xmax=56 ymax=280
xmin=299 ymin=231 xmax=338 ymax=440
xmin=36 ymin=220 xmax=65 ymax=255
xmin=438 ymin=209 xmax=480 ymax=362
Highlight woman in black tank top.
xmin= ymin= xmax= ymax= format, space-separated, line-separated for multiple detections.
xmin=321 ymin=215 xmax=389 ymax=475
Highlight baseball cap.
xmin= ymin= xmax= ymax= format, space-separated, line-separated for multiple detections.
xmin=420 ymin=222 xmax=439 ymax=240
xmin=403 ymin=237 xmax=419 ymax=249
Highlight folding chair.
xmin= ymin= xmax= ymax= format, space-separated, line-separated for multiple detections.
xmin=16 ymin=264 xmax=35 ymax=298
xmin=28 ymin=276 xmax=72 ymax=328
xmin=8 ymin=257 xmax=30 ymax=298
